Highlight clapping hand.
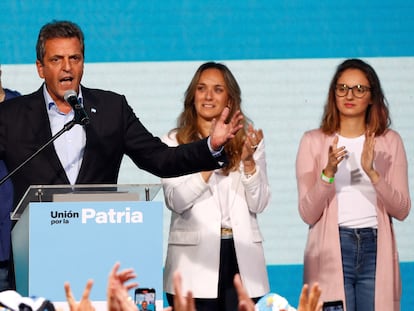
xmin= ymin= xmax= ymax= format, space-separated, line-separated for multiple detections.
xmin=361 ymin=130 xmax=379 ymax=183
xmin=324 ymin=136 xmax=347 ymax=177
xmin=241 ymin=124 xmax=263 ymax=162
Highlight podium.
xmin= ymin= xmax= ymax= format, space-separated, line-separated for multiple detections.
xmin=11 ymin=184 xmax=163 ymax=306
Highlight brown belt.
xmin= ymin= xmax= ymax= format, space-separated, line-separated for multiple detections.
xmin=221 ymin=228 xmax=233 ymax=239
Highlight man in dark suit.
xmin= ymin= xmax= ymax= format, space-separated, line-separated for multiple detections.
xmin=0 ymin=20 xmax=243 ymax=208
xmin=0 ymin=20 xmax=242 ymax=289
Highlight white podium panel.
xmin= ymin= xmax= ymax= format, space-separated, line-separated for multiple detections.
xmin=12 ymin=200 xmax=163 ymax=304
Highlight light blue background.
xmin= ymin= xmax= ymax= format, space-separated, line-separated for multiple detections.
xmin=1 ymin=1 xmax=414 ymax=64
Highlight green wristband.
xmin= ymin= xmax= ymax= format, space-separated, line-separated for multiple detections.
xmin=321 ymin=171 xmax=334 ymax=184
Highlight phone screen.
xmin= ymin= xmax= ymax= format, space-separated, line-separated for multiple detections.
xmin=134 ymin=288 xmax=156 ymax=311
xmin=322 ymin=300 xmax=344 ymax=311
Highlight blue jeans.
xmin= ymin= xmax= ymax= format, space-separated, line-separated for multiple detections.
xmin=339 ymin=227 xmax=377 ymax=311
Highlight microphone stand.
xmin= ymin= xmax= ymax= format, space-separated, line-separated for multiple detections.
xmin=0 ymin=119 xmax=77 ymax=186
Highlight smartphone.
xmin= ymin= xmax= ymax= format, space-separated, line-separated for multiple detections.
xmin=322 ymin=300 xmax=344 ymax=311
xmin=134 ymin=288 xmax=156 ymax=311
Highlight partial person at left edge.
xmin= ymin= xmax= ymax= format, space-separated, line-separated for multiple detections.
xmin=0 ymin=65 xmax=21 ymax=102
xmin=0 ymin=64 xmax=22 ymax=291
xmin=0 ymin=20 xmax=243 ymax=290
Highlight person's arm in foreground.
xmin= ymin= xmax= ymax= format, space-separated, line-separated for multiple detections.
xmin=64 ymin=279 xmax=95 ymax=311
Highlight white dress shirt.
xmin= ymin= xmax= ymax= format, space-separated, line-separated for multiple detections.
xmin=43 ymin=85 xmax=86 ymax=185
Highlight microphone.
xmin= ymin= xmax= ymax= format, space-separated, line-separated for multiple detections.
xmin=64 ymin=90 xmax=90 ymax=125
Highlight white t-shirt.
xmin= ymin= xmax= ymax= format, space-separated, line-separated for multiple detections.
xmin=336 ymin=134 xmax=378 ymax=228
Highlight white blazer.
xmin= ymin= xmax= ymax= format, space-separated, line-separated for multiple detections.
xmin=162 ymin=131 xmax=271 ymax=298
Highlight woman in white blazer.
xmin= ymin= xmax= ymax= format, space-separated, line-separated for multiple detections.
xmin=161 ymin=62 xmax=270 ymax=311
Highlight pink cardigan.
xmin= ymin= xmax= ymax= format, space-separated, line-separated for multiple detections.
xmin=296 ymin=129 xmax=411 ymax=311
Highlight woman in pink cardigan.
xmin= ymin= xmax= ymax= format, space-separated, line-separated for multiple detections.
xmin=296 ymin=59 xmax=410 ymax=311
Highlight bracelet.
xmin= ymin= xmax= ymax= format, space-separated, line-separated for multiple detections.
xmin=321 ymin=171 xmax=334 ymax=184
xmin=244 ymin=168 xmax=256 ymax=179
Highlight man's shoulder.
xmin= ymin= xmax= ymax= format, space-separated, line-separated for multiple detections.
xmin=81 ymin=87 xmax=131 ymax=117
xmin=81 ymin=86 xmax=124 ymax=100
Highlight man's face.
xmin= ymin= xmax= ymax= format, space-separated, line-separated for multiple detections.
xmin=36 ymin=37 xmax=84 ymax=106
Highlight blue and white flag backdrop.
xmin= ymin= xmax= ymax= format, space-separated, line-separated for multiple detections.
xmin=1 ymin=1 xmax=413 ymax=308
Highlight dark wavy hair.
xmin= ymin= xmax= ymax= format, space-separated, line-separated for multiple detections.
xmin=320 ymin=58 xmax=390 ymax=136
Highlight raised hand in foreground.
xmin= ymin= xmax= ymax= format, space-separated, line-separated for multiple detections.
xmin=297 ymin=283 xmax=322 ymax=311
xmin=233 ymin=274 xmax=256 ymax=311
xmin=107 ymin=262 xmax=139 ymax=311
xmin=165 ymin=271 xmax=196 ymax=311
xmin=64 ymin=265 xmax=321 ymax=311
xmin=64 ymin=279 xmax=95 ymax=311
xmin=234 ymin=273 xmax=322 ymax=311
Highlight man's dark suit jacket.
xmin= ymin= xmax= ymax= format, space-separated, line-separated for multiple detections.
xmin=0 ymin=85 xmax=223 ymax=210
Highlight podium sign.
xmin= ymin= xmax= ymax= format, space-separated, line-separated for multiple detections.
xmin=11 ymin=185 xmax=163 ymax=304
xmin=11 ymin=184 xmax=162 ymax=220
